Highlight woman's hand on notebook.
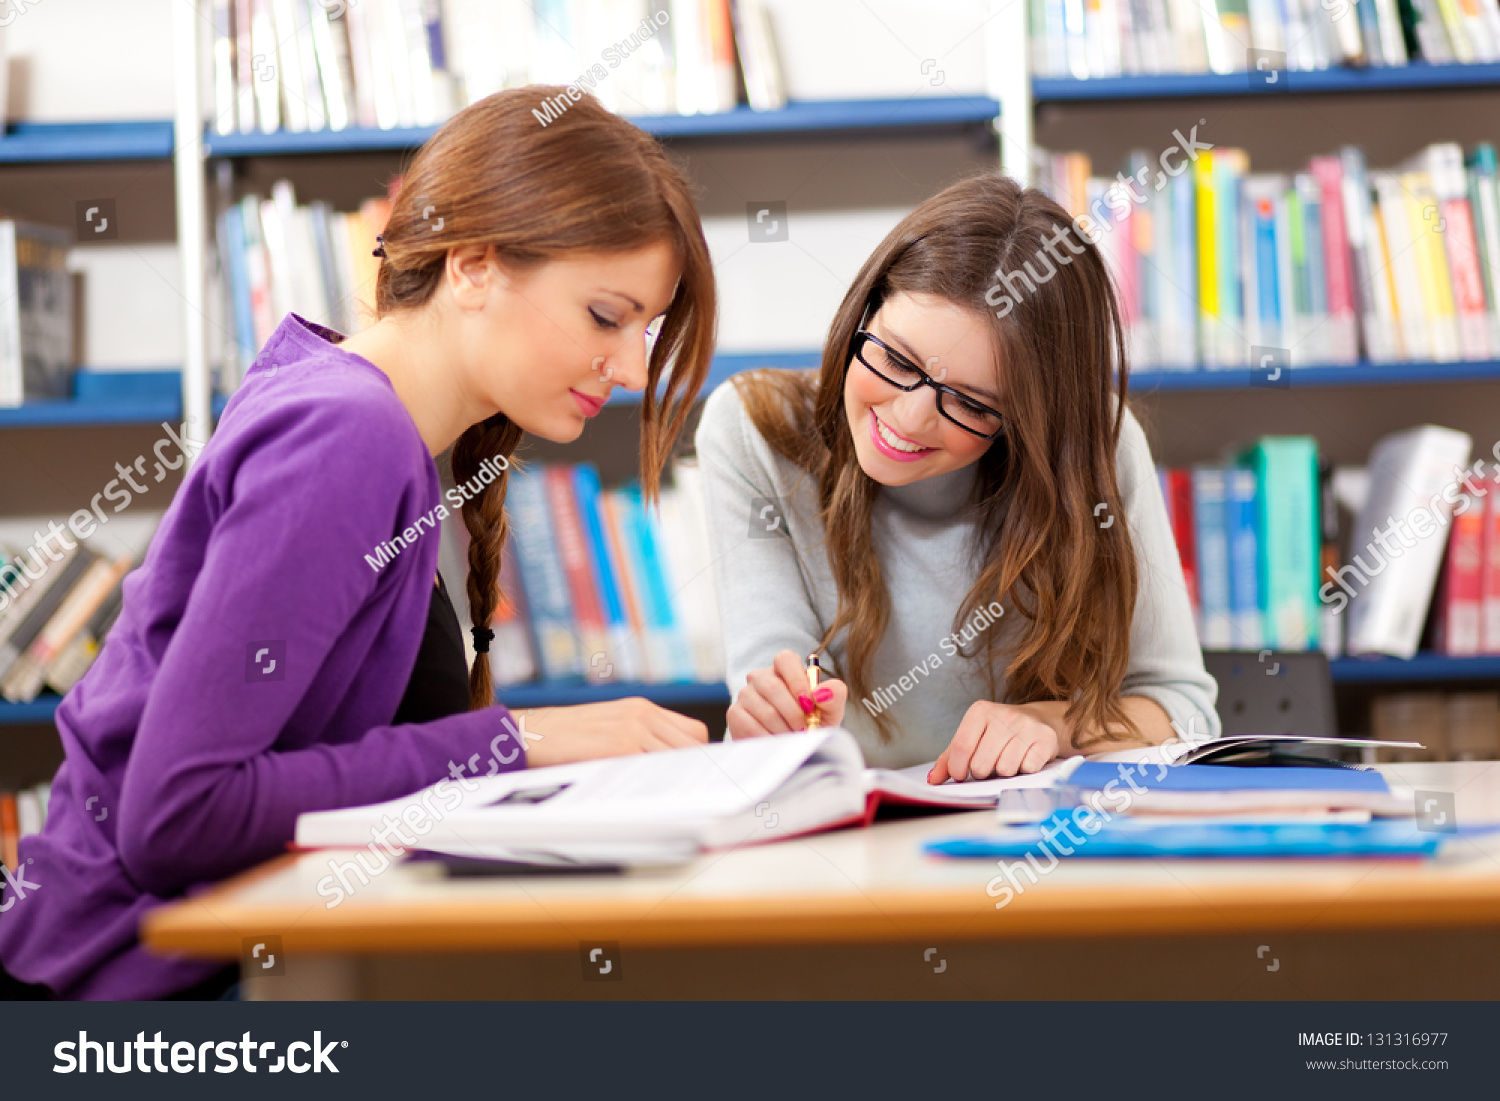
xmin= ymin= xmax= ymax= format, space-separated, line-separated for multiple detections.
xmin=727 ymin=649 xmax=847 ymax=738
xmin=522 ymin=699 xmax=709 ymax=767
xmin=928 ymin=701 xmax=1061 ymax=783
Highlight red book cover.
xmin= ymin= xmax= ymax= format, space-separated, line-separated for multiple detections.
xmin=1440 ymin=197 xmax=1491 ymax=358
xmin=1438 ymin=492 xmax=1484 ymax=655
xmin=542 ymin=466 xmax=609 ymax=676
xmin=1484 ymin=470 xmax=1500 ymax=653
xmin=1310 ymin=156 xmax=1354 ymax=316
xmin=0 ymin=792 xmax=18 ymax=872
xmin=1167 ymin=469 xmax=1200 ymax=619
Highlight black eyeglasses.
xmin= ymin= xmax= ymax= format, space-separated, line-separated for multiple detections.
xmin=850 ymin=313 xmax=1006 ymax=440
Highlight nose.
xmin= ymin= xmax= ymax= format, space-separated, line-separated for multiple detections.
xmin=604 ymin=332 xmax=651 ymax=393
xmin=890 ymin=384 xmax=940 ymax=433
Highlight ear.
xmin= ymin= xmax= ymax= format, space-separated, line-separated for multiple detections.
xmin=445 ymin=244 xmax=499 ymax=310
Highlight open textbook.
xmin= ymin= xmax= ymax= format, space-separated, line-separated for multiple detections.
xmin=295 ymin=728 xmax=1069 ymax=867
xmin=294 ymin=730 xmax=1421 ymax=867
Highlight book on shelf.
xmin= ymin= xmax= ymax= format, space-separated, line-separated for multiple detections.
xmin=438 ymin=459 xmax=725 ymax=694
xmin=2 ymin=553 xmax=132 ymax=703
xmin=0 ymin=780 xmax=50 ymax=875
xmin=1346 ymin=425 xmax=1472 ymax=657
xmin=0 ymin=525 xmax=145 ymax=704
xmin=1156 ymin=428 xmax=1495 ymax=660
xmin=1038 ymin=140 xmax=1500 ymax=370
xmin=0 ymin=220 xmax=73 ymax=408
xmin=212 ymin=0 xmax=787 ymax=136
xmin=215 ymin=180 xmax=391 ymax=389
xmin=1028 ymin=0 xmax=1500 ymax=76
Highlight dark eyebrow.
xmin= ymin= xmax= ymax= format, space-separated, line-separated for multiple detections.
xmin=876 ymin=323 xmax=1002 ymax=405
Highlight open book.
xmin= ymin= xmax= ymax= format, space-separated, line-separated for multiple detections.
xmin=294 ymin=728 xmax=1068 ymax=867
xmin=1093 ymin=733 xmax=1422 ymax=767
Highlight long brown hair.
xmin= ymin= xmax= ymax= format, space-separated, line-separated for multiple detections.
xmin=375 ymin=87 xmax=716 ymax=708
xmin=735 ymin=174 xmax=1138 ymax=749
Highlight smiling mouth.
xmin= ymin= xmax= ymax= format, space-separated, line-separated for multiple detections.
xmin=872 ymin=412 xmax=934 ymax=455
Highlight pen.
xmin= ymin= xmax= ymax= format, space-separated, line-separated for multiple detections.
xmin=805 ymin=652 xmax=822 ymax=730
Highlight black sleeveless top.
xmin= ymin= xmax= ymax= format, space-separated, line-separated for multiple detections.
xmin=392 ymin=573 xmax=472 ymax=724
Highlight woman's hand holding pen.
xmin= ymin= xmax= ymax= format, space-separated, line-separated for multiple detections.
xmin=727 ymin=649 xmax=848 ymax=738
xmin=928 ymin=701 xmax=1061 ymax=782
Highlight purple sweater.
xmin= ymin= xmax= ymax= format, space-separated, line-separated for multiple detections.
xmin=0 ymin=314 xmax=525 ymax=999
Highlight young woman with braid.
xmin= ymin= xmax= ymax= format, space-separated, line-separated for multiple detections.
xmin=0 ymin=88 xmax=716 ymax=1000
xmin=697 ymin=174 xmax=1218 ymax=780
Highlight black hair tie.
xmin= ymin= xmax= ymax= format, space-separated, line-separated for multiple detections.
xmin=372 ymin=234 xmax=387 ymax=258
xmin=472 ymin=626 xmax=496 ymax=654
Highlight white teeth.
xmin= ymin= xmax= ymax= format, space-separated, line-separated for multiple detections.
xmin=876 ymin=415 xmax=927 ymax=453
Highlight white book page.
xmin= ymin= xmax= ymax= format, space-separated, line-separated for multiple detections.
xmin=296 ymin=728 xmax=863 ymax=847
xmin=868 ymin=756 xmax=1086 ymax=805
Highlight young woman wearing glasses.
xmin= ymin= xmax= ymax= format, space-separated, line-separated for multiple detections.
xmin=694 ymin=173 xmax=1218 ymax=779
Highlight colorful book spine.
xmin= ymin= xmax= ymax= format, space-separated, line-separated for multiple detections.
xmin=1437 ymin=491 xmax=1485 ymax=655
xmin=1318 ymin=455 xmax=1344 ymax=659
xmin=616 ymin=484 xmax=695 ymax=682
xmin=1191 ymin=467 xmax=1232 ymax=648
xmin=1483 ymin=466 xmax=1500 ymax=653
xmin=1226 ymin=466 xmax=1264 ymax=649
xmin=1245 ymin=436 xmax=1321 ymax=651
xmin=1166 ymin=469 xmax=1200 ymax=626
xmin=543 ymin=465 xmax=611 ymax=682
xmin=506 ymin=469 xmax=582 ymax=680
xmin=573 ymin=464 xmax=641 ymax=683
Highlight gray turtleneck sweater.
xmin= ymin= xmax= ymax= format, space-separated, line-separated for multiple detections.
xmin=694 ymin=378 xmax=1221 ymax=769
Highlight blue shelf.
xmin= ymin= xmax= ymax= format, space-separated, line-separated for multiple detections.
xmin=1331 ymin=654 xmax=1500 ymax=683
xmin=202 ymin=97 xmax=1001 ymax=156
xmin=0 ymin=120 xmax=175 ymax=164
xmin=8 ymin=356 xmax=1499 ymax=427
xmin=6 ymin=658 xmax=1500 ymax=724
xmin=1131 ymin=359 xmax=1500 ymax=392
xmin=612 ymin=350 xmax=822 ymax=407
xmin=631 ymin=96 xmax=1000 ymax=137
xmin=1034 ymin=61 xmax=1500 ymax=101
xmin=499 ymin=681 xmax=730 ymax=708
xmin=0 ymin=683 xmax=730 ymax=725
xmin=0 ymin=369 xmax=184 ymax=428
xmin=0 ymin=696 xmax=64 ymax=724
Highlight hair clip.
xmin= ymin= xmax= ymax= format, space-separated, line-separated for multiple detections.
xmin=471 ymin=626 xmax=496 ymax=654
xmin=372 ymin=234 xmax=387 ymax=259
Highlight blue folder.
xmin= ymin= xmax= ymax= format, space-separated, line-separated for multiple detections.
xmin=923 ymin=813 xmax=1500 ymax=859
xmin=1063 ymin=761 xmax=1390 ymax=794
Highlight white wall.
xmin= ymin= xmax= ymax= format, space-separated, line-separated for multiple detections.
xmin=3 ymin=0 xmax=176 ymax=120
xmin=705 ymin=206 xmax=912 ymax=351
xmin=68 ymin=244 xmax=186 ymax=367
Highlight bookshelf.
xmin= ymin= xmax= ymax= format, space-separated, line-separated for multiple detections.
xmin=0 ymin=120 xmax=175 ymax=164
xmin=202 ymin=96 xmax=1005 ymax=157
xmin=7 ymin=3 xmax=1500 ymax=756
xmin=5 ymin=651 xmax=1499 ymax=725
xmin=1034 ymin=61 xmax=1500 ymax=102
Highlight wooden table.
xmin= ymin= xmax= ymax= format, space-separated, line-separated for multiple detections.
xmin=141 ymin=761 xmax=1500 ymax=999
